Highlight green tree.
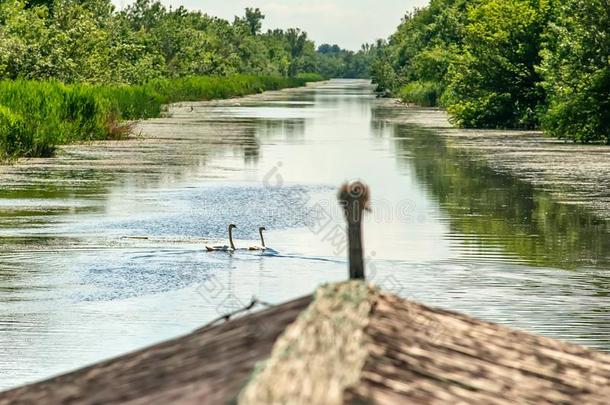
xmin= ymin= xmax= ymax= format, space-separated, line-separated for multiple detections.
xmin=369 ymin=40 xmax=398 ymax=93
xmin=286 ymin=28 xmax=310 ymax=77
xmin=369 ymin=0 xmax=468 ymax=98
xmin=539 ymin=0 xmax=610 ymax=143
xmin=0 ymin=0 xmax=335 ymax=83
xmin=443 ymin=0 xmax=551 ymax=128
xmin=244 ymin=7 xmax=264 ymax=36
xmin=0 ymin=0 xmax=114 ymax=83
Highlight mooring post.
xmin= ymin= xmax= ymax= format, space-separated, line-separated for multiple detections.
xmin=338 ymin=181 xmax=370 ymax=280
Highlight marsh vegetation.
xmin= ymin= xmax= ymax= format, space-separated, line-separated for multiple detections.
xmin=0 ymin=75 xmax=321 ymax=159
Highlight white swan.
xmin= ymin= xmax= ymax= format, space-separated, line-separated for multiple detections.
xmin=248 ymin=227 xmax=267 ymax=251
xmin=205 ymin=224 xmax=237 ymax=252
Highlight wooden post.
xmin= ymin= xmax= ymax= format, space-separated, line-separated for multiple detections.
xmin=347 ymin=221 xmax=365 ymax=279
xmin=338 ymin=181 xmax=370 ymax=280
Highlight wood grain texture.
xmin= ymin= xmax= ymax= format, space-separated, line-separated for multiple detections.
xmin=239 ymin=282 xmax=610 ymax=404
xmin=346 ymin=291 xmax=610 ymax=404
xmin=3 ymin=282 xmax=610 ymax=404
xmin=0 ymin=296 xmax=312 ymax=405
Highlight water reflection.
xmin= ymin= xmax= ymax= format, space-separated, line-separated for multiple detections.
xmin=392 ymin=125 xmax=610 ymax=269
xmin=0 ymin=80 xmax=609 ymax=390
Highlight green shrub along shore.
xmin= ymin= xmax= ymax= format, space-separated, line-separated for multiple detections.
xmin=0 ymin=74 xmax=323 ymax=160
xmin=371 ymin=0 xmax=610 ymax=144
xmin=397 ymin=81 xmax=442 ymax=108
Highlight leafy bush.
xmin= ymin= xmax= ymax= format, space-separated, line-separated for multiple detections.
xmin=444 ymin=91 xmax=516 ymax=128
xmin=442 ymin=0 xmax=549 ymax=129
xmin=539 ymin=0 xmax=610 ymax=143
xmin=541 ymin=69 xmax=610 ymax=144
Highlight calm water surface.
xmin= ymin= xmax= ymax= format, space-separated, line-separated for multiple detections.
xmin=1 ymin=80 xmax=609 ymax=389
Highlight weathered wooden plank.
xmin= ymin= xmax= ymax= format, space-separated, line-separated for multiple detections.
xmin=3 ymin=281 xmax=610 ymax=404
xmin=239 ymin=282 xmax=610 ymax=404
xmin=0 ymin=296 xmax=312 ymax=405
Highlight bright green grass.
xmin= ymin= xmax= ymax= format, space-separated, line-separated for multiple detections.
xmin=398 ymin=81 xmax=442 ymax=107
xmin=0 ymin=74 xmax=324 ymax=160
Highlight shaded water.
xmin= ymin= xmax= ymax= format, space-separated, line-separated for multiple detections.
xmin=1 ymin=80 xmax=609 ymax=389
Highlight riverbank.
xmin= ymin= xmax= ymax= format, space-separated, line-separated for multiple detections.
xmin=0 ymin=75 xmax=323 ymax=161
xmin=377 ymin=99 xmax=610 ymax=222
xmin=0 ymin=80 xmax=327 ymax=255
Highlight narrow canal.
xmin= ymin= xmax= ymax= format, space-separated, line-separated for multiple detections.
xmin=1 ymin=80 xmax=608 ymax=389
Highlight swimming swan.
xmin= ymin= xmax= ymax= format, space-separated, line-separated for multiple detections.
xmin=248 ymin=227 xmax=267 ymax=251
xmin=205 ymin=224 xmax=237 ymax=252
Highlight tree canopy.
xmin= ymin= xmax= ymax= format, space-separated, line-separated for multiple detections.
xmin=371 ymin=0 xmax=610 ymax=143
xmin=0 ymin=0 xmax=366 ymax=84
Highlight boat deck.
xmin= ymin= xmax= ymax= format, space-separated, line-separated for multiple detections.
xmin=3 ymin=282 xmax=610 ymax=404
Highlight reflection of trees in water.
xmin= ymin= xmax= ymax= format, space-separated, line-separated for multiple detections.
xmin=370 ymin=116 xmax=395 ymax=139
xmin=370 ymin=104 xmax=395 ymax=122
xmin=392 ymin=124 xmax=610 ymax=269
xmin=243 ymin=144 xmax=260 ymax=165
xmin=370 ymin=103 xmax=410 ymax=139
xmin=232 ymin=117 xmax=308 ymax=164
xmin=254 ymin=118 xmax=306 ymax=143
xmin=0 ymin=114 xmax=310 ymax=243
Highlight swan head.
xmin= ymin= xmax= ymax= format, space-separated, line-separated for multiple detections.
xmin=259 ymin=226 xmax=266 ymax=232
xmin=229 ymin=224 xmax=237 ymax=229
xmin=338 ymin=180 xmax=370 ymax=223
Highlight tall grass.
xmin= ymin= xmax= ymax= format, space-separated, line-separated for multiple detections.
xmin=398 ymin=81 xmax=442 ymax=107
xmin=0 ymin=74 xmax=323 ymax=160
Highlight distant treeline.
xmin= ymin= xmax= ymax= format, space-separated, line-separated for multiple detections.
xmin=371 ymin=0 xmax=610 ymax=144
xmin=1 ymin=0 xmax=339 ymax=82
xmin=316 ymin=43 xmax=377 ymax=79
xmin=0 ymin=0 xmax=339 ymax=159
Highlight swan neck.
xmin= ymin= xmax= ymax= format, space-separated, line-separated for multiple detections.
xmin=229 ymin=226 xmax=235 ymax=250
xmin=260 ymin=229 xmax=266 ymax=248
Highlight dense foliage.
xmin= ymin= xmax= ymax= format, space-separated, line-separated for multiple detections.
xmin=0 ymin=0 xmax=367 ymax=83
xmin=444 ymin=0 xmax=550 ymax=129
xmin=0 ymin=0 xmax=325 ymax=83
xmin=316 ymin=43 xmax=377 ymax=79
xmin=0 ymin=0 xmax=337 ymax=159
xmin=539 ymin=0 xmax=610 ymax=143
xmin=372 ymin=0 xmax=610 ymax=142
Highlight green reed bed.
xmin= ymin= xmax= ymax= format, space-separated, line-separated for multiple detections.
xmin=0 ymin=74 xmax=323 ymax=160
xmin=397 ymin=81 xmax=442 ymax=107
